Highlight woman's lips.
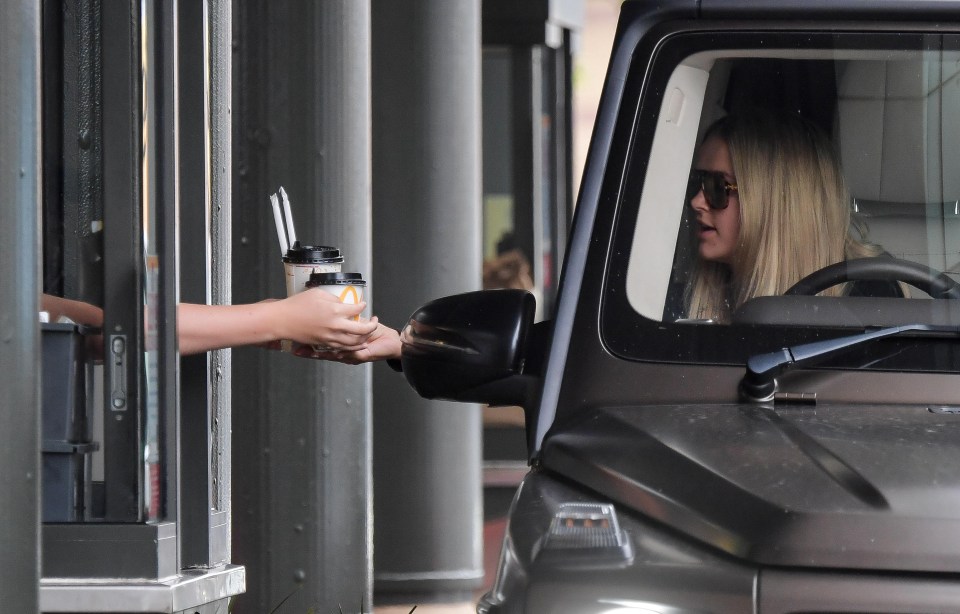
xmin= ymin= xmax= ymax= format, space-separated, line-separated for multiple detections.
xmin=698 ymin=222 xmax=716 ymax=236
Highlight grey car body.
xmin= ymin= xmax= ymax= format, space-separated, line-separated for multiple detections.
xmin=399 ymin=1 xmax=960 ymax=612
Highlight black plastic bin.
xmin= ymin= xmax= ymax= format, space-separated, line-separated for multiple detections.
xmin=42 ymin=441 xmax=99 ymax=522
xmin=41 ymin=322 xmax=92 ymax=442
xmin=41 ymin=322 xmax=98 ymax=522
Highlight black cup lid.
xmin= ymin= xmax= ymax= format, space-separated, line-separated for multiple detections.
xmin=306 ymin=271 xmax=366 ymax=286
xmin=282 ymin=241 xmax=344 ymax=263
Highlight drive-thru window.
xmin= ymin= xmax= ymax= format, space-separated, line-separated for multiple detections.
xmin=35 ymin=1 xmax=242 ymax=611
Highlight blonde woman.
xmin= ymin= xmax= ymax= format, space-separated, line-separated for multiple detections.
xmin=684 ymin=110 xmax=892 ymax=322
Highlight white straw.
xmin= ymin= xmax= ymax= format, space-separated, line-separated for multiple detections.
xmin=279 ymin=186 xmax=297 ymax=247
xmin=270 ymin=192 xmax=289 ymax=256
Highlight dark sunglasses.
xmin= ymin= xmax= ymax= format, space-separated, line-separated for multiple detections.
xmin=687 ymin=169 xmax=738 ymax=210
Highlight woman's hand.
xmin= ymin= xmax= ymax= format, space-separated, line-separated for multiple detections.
xmin=294 ymin=322 xmax=401 ymax=364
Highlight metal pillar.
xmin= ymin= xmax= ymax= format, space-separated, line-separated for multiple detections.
xmin=371 ymin=0 xmax=485 ymax=602
xmin=0 ymin=0 xmax=41 ymax=610
xmin=179 ymin=0 xmax=234 ymax=569
xmin=231 ymin=1 xmax=373 ymax=612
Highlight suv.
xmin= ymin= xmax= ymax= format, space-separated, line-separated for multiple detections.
xmin=399 ymin=1 xmax=960 ymax=612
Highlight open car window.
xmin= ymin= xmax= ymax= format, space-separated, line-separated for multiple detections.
xmin=602 ymin=29 xmax=960 ymax=371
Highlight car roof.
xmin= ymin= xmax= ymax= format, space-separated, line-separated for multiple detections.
xmin=621 ymin=0 xmax=960 ymax=21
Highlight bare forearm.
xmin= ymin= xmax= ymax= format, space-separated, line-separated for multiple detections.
xmin=177 ymin=302 xmax=276 ymax=355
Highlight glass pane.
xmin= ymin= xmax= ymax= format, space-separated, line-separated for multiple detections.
xmin=140 ymin=0 xmax=162 ymax=523
xmin=483 ymin=47 xmax=519 ymax=266
xmin=603 ymin=32 xmax=960 ymax=372
xmin=629 ymin=47 xmax=960 ymax=323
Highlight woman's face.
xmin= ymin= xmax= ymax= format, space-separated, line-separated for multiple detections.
xmin=690 ymin=135 xmax=740 ymax=266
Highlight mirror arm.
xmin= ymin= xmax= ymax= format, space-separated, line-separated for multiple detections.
xmin=520 ymin=320 xmax=553 ymax=377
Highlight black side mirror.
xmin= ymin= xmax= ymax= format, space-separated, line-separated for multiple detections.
xmin=399 ymin=289 xmax=538 ymax=407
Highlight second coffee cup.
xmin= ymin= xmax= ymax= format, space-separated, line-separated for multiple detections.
xmin=306 ymin=272 xmax=367 ymax=321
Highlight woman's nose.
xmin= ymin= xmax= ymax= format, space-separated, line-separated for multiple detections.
xmin=689 ymin=187 xmax=708 ymax=211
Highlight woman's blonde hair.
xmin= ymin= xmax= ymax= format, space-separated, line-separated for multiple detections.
xmin=686 ymin=110 xmax=882 ymax=322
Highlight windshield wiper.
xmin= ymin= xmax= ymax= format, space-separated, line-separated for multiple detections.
xmin=739 ymin=323 xmax=957 ymax=402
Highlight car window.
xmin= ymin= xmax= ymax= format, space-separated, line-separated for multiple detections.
xmin=602 ymin=30 xmax=960 ymax=371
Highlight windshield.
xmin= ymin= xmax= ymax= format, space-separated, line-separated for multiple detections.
xmin=602 ymin=30 xmax=960 ymax=371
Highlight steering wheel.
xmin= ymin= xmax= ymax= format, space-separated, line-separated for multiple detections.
xmin=785 ymin=257 xmax=960 ymax=299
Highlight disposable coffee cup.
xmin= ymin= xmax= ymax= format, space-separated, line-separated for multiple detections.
xmin=282 ymin=242 xmax=344 ymax=297
xmin=306 ymin=272 xmax=367 ymax=320
xmin=280 ymin=243 xmax=344 ymax=352
xmin=305 ymin=272 xmax=367 ymax=352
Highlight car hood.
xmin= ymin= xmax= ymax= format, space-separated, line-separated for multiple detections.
xmin=540 ymin=403 xmax=960 ymax=572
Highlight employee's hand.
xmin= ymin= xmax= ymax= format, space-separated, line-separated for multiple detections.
xmin=276 ymin=289 xmax=377 ymax=350
xmin=41 ymin=294 xmax=104 ymax=327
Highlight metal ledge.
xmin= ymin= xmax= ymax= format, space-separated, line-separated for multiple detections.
xmin=483 ymin=460 xmax=530 ymax=488
xmin=40 ymin=564 xmax=245 ymax=613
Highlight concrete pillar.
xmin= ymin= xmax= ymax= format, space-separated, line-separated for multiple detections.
xmin=0 ymin=0 xmax=41 ymax=610
xmin=231 ymin=1 xmax=373 ymax=612
xmin=371 ymin=0 xmax=485 ymax=603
